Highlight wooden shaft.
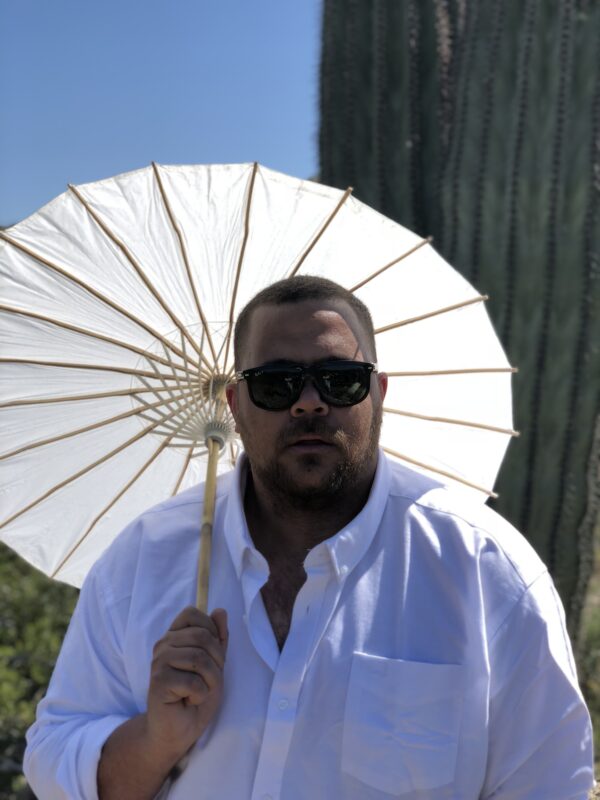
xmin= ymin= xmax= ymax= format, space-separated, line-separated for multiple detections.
xmin=196 ymin=437 xmax=221 ymax=611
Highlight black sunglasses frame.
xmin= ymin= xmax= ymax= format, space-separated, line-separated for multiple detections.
xmin=235 ymin=360 xmax=378 ymax=411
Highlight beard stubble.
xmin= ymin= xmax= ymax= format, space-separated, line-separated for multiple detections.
xmin=249 ymin=404 xmax=383 ymax=513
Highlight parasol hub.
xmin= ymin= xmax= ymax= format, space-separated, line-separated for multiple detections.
xmin=203 ymin=419 xmax=235 ymax=451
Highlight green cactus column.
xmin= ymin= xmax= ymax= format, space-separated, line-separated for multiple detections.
xmin=320 ymin=0 xmax=600 ymax=641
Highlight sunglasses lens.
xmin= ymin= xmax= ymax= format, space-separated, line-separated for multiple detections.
xmin=316 ymin=364 xmax=370 ymax=406
xmin=247 ymin=370 xmax=301 ymax=410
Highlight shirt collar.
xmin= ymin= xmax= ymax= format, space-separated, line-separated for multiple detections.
xmin=222 ymin=450 xmax=391 ymax=582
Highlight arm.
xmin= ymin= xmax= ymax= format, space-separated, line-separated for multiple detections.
xmin=24 ymin=564 xmax=137 ymax=800
xmin=24 ymin=555 xmax=228 ymax=800
xmin=97 ymin=607 xmax=228 ymax=800
xmin=481 ymin=572 xmax=594 ymax=799
xmin=96 ymin=713 xmax=181 ymax=800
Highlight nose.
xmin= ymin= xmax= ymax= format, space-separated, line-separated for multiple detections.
xmin=290 ymin=377 xmax=329 ymax=417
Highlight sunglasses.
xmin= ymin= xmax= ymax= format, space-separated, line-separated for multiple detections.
xmin=235 ymin=360 xmax=377 ymax=411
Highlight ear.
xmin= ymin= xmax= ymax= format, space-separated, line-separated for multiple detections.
xmin=377 ymin=371 xmax=388 ymax=403
xmin=225 ymin=382 xmax=241 ymax=433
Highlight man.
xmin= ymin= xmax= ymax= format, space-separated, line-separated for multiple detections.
xmin=25 ymin=276 xmax=594 ymax=799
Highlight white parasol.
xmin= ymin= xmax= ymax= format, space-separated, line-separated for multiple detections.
xmin=0 ymin=162 xmax=517 ymax=595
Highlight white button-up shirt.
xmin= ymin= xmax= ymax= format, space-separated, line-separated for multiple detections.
xmin=24 ymin=453 xmax=594 ymax=799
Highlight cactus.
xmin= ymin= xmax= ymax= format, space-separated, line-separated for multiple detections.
xmin=319 ymin=0 xmax=600 ymax=642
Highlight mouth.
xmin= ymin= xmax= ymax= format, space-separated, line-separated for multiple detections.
xmin=287 ymin=435 xmax=335 ymax=450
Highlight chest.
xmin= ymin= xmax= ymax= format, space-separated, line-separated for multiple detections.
xmin=260 ymin=562 xmax=307 ymax=649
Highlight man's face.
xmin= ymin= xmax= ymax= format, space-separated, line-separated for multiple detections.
xmin=226 ymin=299 xmax=387 ymax=509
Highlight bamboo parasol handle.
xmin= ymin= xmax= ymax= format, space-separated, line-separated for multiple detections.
xmin=196 ymin=437 xmax=221 ymax=611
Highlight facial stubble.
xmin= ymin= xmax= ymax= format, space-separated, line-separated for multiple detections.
xmin=245 ymin=402 xmax=383 ymax=513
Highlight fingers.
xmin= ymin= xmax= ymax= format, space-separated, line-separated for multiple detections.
xmin=169 ymin=605 xmax=220 ymax=638
xmin=156 ymin=665 xmax=212 ymax=706
xmin=146 ymin=607 xmax=229 ymax=748
xmin=151 ymin=606 xmax=228 ymax=695
xmin=154 ymin=626 xmax=226 ymax=671
xmin=162 ymin=648 xmax=223 ymax=691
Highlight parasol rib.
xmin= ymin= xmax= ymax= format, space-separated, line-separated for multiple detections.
xmin=152 ymin=162 xmax=219 ymax=365
xmin=0 ymin=231 xmax=200 ymax=369
xmin=178 ymin=330 xmax=213 ymax=420
xmin=136 ymin=353 xmax=212 ymax=435
xmin=133 ymin=381 xmax=199 ymax=432
xmin=0 ymin=390 xmax=198 ymax=461
xmin=50 ymin=434 xmax=175 ymax=579
xmin=0 ymin=385 xmax=194 ymax=410
xmin=50 ymin=398 xmax=203 ymax=580
xmin=133 ymin=384 xmax=190 ymax=424
xmin=134 ymin=390 xmax=201 ymax=432
xmin=160 ymin=335 xmax=203 ymax=420
xmin=375 ymin=295 xmax=489 ymax=335
xmin=383 ymin=447 xmax=498 ymax=498
xmin=387 ymin=367 xmax=518 ymax=377
xmin=0 ymin=304 xmax=205 ymax=377
xmin=349 ymin=237 xmax=432 ymax=292
xmin=0 ymin=357 xmax=200 ymax=382
xmin=0 ymin=405 xmax=185 ymax=531
xmin=145 ymin=345 xmax=197 ymax=419
xmin=129 ymin=387 xmax=201 ymax=422
xmin=288 ymin=187 xmax=353 ymax=278
xmin=135 ymin=414 xmax=198 ymax=436
xmin=383 ymin=406 xmax=519 ymax=436
xmin=171 ymin=446 xmax=195 ymax=496
xmin=50 ymin=390 xmax=205 ymax=578
xmin=68 ymin=183 xmax=207 ymax=365
xmin=222 ymin=162 xmax=259 ymax=371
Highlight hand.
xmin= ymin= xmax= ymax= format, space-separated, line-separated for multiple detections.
xmin=145 ymin=606 xmax=228 ymax=759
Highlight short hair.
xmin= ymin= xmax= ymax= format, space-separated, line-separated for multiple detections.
xmin=233 ymin=275 xmax=376 ymax=367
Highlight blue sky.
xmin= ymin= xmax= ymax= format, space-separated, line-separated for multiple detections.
xmin=0 ymin=1 xmax=321 ymax=226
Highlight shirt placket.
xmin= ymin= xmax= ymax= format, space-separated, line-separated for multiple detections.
xmin=250 ymin=557 xmax=337 ymax=800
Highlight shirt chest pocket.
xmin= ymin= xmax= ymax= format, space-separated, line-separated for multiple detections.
xmin=341 ymin=652 xmax=464 ymax=796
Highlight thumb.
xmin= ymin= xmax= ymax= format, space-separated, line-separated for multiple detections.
xmin=210 ymin=608 xmax=229 ymax=653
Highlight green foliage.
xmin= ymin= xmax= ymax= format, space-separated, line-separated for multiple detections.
xmin=0 ymin=543 xmax=77 ymax=799
xmin=320 ymin=0 xmax=600 ymax=640
xmin=580 ymin=610 xmax=600 ymax=770
xmin=579 ymin=534 xmax=600 ymax=779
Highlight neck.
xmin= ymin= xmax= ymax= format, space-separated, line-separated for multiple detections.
xmin=243 ymin=463 xmax=376 ymax=565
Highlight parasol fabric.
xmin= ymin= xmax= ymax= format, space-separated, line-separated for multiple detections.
xmin=0 ymin=163 xmax=516 ymax=587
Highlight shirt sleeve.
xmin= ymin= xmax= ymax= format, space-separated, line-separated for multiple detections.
xmin=23 ymin=564 xmax=137 ymax=800
xmin=481 ymin=571 xmax=595 ymax=799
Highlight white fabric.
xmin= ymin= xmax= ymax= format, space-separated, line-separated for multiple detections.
xmin=24 ymin=453 xmax=594 ymax=799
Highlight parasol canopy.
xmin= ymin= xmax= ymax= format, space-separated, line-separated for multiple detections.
xmin=0 ymin=162 xmax=517 ymax=587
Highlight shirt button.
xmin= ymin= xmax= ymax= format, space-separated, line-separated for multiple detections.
xmin=340 ymin=565 xmax=349 ymax=576
xmin=278 ymin=698 xmax=289 ymax=710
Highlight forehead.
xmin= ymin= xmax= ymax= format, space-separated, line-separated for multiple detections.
xmin=240 ymin=299 xmax=369 ymax=367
